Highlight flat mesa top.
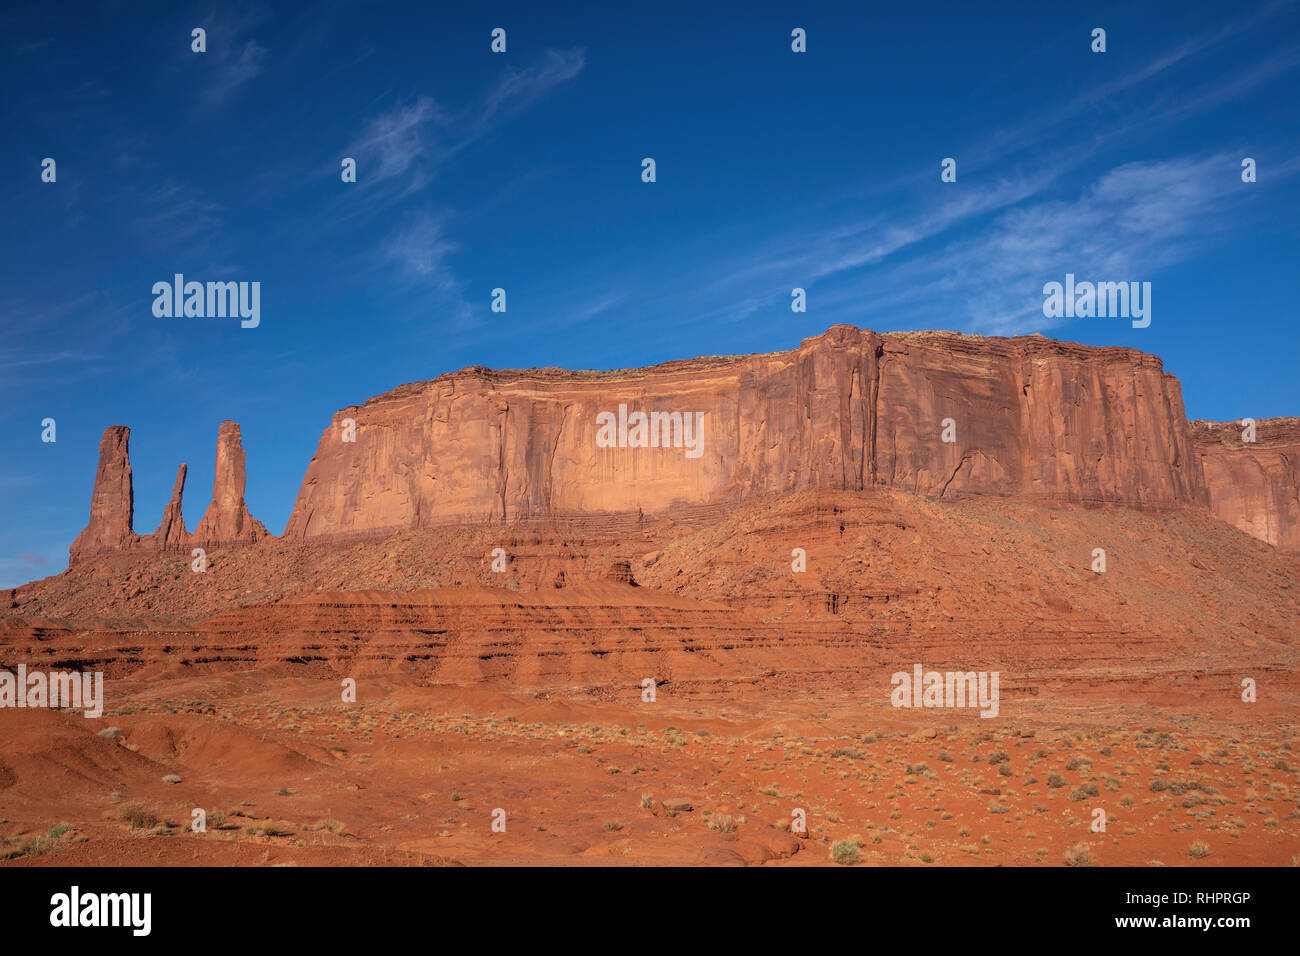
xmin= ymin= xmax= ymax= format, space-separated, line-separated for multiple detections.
xmin=366 ymin=325 xmax=1166 ymax=406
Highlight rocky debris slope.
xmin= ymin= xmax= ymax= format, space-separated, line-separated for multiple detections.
xmin=11 ymin=490 xmax=1298 ymax=689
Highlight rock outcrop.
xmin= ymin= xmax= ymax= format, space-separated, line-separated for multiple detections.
xmin=1193 ymin=417 xmax=1300 ymax=551
xmin=69 ymin=425 xmax=136 ymax=559
xmin=69 ymin=421 xmax=266 ymax=562
xmin=65 ymin=326 xmax=1299 ymax=560
xmin=283 ymin=326 xmax=1209 ymax=538
xmin=192 ymin=421 xmax=268 ymax=546
xmin=153 ymin=464 xmax=189 ymax=549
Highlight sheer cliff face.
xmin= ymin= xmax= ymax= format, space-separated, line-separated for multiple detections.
xmin=282 ymin=326 xmax=1210 ymax=538
xmin=1194 ymin=418 xmax=1300 ymax=551
xmin=872 ymin=332 xmax=1204 ymax=507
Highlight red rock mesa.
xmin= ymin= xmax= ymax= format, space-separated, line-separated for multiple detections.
xmin=68 ymin=327 xmax=1299 ymax=557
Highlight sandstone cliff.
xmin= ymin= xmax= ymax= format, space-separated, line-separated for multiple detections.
xmin=1193 ymin=417 xmax=1300 ymax=552
xmin=283 ymin=326 xmax=1209 ymax=537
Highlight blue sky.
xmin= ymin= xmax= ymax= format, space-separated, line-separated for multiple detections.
xmin=2 ymin=0 xmax=1298 ymax=587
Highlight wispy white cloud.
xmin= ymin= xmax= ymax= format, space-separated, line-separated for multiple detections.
xmin=196 ymin=8 xmax=270 ymax=108
xmin=542 ymin=9 xmax=1299 ymax=344
xmin=133 ymin=181 xmax=225 ymax=246
xmin=381 ymin=212 xmax=459 ymax=288
xmin=826 ymin=153 xmax=1282 ymax=336
xmin=376 ymin=211 xmax=473 ymax=325
xmin=475 ymin=48 xmax=586 ymax=129
xmin=0 ymin=349 xmax=104 ymax=371
xmin=340 ymin=49 xmax=586 ymax=318
xmin=343 ymin=47 xmax=586 ymax=199
xmin=970 ymin=4 xmax=1298 ymax=172
xmin=345 ymin=96 xmax=445 ymax=194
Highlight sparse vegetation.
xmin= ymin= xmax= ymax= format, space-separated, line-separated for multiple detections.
xmin=120 ymin=803 xmax=158 ymax=829
xmin=1065 ymin=844 xmax=1094 ymax=866
xmin=831 ymin=840 xmax=861 ymax=865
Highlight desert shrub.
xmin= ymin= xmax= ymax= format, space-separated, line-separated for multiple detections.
xmin=1068 ymin=782 xmax=1100 ymax=802
xmin=831 ymin=840 xmax=861 ymax=865
xmin=1064 ymin=844 xmax=1093 ymax=867
xmin=120 ymin=803 xmax=158 ymax=829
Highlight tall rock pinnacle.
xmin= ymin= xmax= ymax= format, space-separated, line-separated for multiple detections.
xmin=70 ymin=425 xmax=136 ymax=560
xmin=192 ymin=421 xmax=268 ymax=546
xmin=152 ymin=463 xmax=189 ymax=549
